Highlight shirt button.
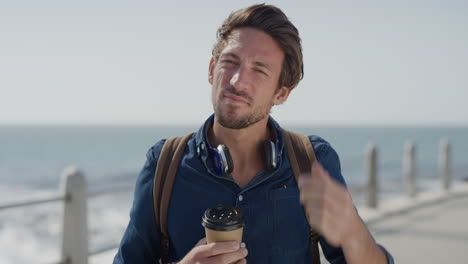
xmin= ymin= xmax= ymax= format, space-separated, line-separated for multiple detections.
xmin=238 ymin=195 xmax=243 ymax=202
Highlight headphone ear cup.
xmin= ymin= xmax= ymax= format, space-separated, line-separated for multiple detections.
xmin=262 ymin=140 xmax=277 ymax=171
xmin=217 ymin=144 xmax=234 ymax=175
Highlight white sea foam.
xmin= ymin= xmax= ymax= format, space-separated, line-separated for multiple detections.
xmin=0 ymin=187 xmax=61 ymax=264
xmin=0 ymin=184 xmax=132 ymax=264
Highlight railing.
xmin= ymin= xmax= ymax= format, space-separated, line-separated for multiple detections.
xmin=364 ymin=138 xmax=453 ymax=208
xmin=0 ymin=167 xmax=133 ymax=264
xmin=0 ymin=138 xmax=457 ymax=264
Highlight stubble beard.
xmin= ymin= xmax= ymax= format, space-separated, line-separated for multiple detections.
xmin=214 ymin=97 xmax=274 ymax=130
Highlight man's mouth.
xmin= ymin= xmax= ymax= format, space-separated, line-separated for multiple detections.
xmin=223 ymin=92 xmax=249 ymax=105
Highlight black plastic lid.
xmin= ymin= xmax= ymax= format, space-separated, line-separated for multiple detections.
xmin=202 ymin=205 xmax=244 ymax=231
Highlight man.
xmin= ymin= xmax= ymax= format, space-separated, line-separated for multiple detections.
xmin=114 ymin=4 xmax=393 ymax=264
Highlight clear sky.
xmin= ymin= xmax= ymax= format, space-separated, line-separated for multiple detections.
xmin=1 ymin=0 xmax=467 ymax=126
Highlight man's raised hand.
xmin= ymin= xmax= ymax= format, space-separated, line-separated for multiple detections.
xmin=297 ymin=162 xmax=362 ymax=248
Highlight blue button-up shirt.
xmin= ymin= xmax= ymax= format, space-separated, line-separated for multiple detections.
xmin=113 ymin=115 xmax=393 ymax=263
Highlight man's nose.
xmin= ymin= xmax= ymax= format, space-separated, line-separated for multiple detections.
xmin=230 ymin=67 xmax=251 ymax=91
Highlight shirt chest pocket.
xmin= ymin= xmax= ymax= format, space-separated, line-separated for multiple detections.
xmin=270 ymin=187 xmax=311 ymax=261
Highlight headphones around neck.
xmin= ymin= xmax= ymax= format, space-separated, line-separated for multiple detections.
xmin=208 ymin=140 xmax=278 ymax=176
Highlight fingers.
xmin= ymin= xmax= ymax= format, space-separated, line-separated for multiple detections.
xmin=180 ymin=239 xmax=247 ymax=264
xmin=233 ymin=258 xmax=247 ymax=264
xmin=297 ymin=162 xmax=359 ymax=248
xmin=299 ymin=180 xmax=349 ymax=220
xmin=312 ymin=161 xmax=331 ymax=181
xmin=298 ymin=162 xmax=328 ymax=186
xmin=299 ymin=162 xmax=347 ymax=196
xmin=198 ymin=240 xmax=241 ymax=258
xmin=207 ymin=247 xmax=248 ymax=264
xmin=195 ymin=237 xmax=207 ymax=247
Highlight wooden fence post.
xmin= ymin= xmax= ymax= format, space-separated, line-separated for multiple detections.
xmin=439 ymin=138 xmax=451 ymax=191
xmin=60 ymin=167 xmax=88 ymax=264
xmin=366 ymin=143 xmax=378 ymax=208
xmin=404 ymin=141 xmax=417 ymax=197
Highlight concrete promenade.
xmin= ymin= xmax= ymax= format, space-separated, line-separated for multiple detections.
xmin=359 ymin=182 xmax=468 ymax=263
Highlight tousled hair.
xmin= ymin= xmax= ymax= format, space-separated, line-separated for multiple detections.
xmin=212 ymin=4 xmax=303 ymax=90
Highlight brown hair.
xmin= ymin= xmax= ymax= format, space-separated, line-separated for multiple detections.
xmin=212 ymin=4 xmax=303 ymax=90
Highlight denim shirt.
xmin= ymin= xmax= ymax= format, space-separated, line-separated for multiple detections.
xmin=113 ymin=115 xmax=394 ymax=264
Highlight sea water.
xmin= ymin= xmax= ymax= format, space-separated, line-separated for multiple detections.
xmin=1 ymin=125 xmax=467 ymax=263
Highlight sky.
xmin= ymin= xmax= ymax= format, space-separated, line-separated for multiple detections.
xmin=0 ymin=0 xmax=467 ymax=126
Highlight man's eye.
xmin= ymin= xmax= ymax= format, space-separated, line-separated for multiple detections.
xmin=223 ymin=60 xmax=236 ymax=64
xmin=255 ymin=69 xmax=267 ymax=75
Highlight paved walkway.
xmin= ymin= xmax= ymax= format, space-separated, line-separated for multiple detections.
xmin=366 ymin=191 xmax=468 ymax=263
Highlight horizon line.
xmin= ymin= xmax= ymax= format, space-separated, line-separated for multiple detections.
xmin=1 ymin=121 xmax=467 ymax=128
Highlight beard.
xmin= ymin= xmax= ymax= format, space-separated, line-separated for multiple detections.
xmin=216 ymin=105 xmax=271 ymax=129
xmin=213 ymin=85 xmax=274 ymax=129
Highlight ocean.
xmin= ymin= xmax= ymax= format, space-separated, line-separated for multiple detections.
xmin=1 ymin=125 xmax=467 ymax=263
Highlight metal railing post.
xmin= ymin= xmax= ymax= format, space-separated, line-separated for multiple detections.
xmin=404 ymin=141 xmax=417 ymax=197
xmin=366 ymin=143 xmax=378 ymax=208
xmin=439 ymin=138 xmax=451 ymax=191
xmin=60 ymin=167 xmax=88 ymax=264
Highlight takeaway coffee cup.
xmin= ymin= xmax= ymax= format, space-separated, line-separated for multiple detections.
xmin=202 ymin=205 xmax=244 ymax=244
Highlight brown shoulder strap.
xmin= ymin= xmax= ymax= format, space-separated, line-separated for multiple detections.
xmin=283 ymin=129 xmax=321 ymax=264
xmin=283 ymin=129 xmax=316 ymax=179
xmin=153 ymin=133 xmax=193 ymax=263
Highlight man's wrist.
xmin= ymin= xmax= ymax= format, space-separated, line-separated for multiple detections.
xmin=340 ymin=209 xmax=367 ymax=249
xmin=340 ymin=215 xmax=387 ymax=264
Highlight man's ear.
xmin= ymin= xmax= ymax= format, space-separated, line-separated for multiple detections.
xmin=208 ymin=57 xmax=215 ymax=85
xmin=273 ymin=86 xmax=292 ymax=105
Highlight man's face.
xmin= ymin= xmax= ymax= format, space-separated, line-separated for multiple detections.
xmin=209 ymin=27 xmax=290 ymax=129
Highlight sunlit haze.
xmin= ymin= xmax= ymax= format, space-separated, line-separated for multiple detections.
xmin=1 ymin=0 xmax=467 ymax=126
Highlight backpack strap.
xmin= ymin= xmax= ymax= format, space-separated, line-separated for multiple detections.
xmin=153 ymin=133 xmax=193 ymax=263
xmin=283 ymin=129 xmax=321 ymax=264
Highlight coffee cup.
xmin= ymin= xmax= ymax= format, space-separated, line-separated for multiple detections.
xmin=201 ymin=205 xmax=244 ymax=244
